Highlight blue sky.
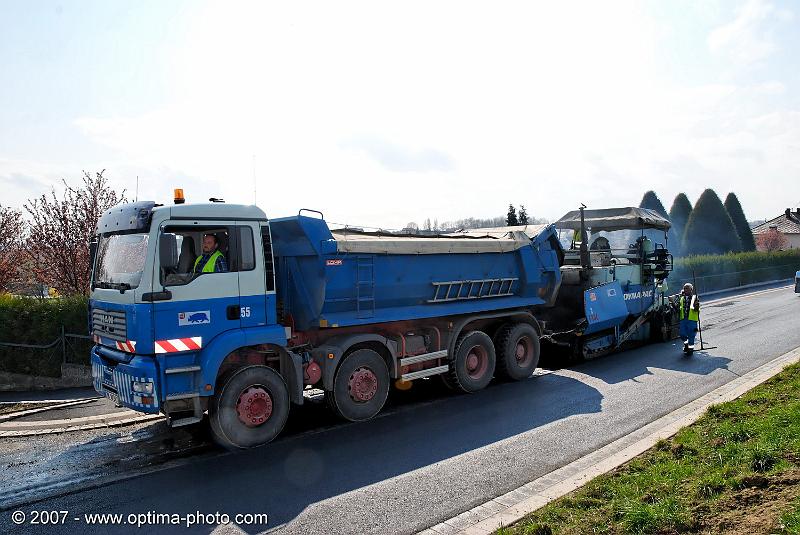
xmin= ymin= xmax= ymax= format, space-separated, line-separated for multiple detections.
xmin=1 ymin=0 xmax=798 ymax=227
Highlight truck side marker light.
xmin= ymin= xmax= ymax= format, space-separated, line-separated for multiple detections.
xmin=154 ymin=337 xmax=202 ymax=353
xmin=205 ymin=384 xmax=212 ymax=391
xmin=328 ymin=353 xmax=334 ymax=359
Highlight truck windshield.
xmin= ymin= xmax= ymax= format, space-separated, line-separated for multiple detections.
xmin=94 ymin=233 xmax=149 ymax=290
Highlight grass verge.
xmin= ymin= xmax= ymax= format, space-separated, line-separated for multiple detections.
xmin=499 ymin=362 xmax=800 ymax=534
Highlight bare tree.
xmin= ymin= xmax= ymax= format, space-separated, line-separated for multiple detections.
xmin=403 ymin=222 xmax=419 ymax=234
xmin=0 ymin=205 xmax=25 ymax=292
xmin=24 ymin=170 xmax=126 ymax=295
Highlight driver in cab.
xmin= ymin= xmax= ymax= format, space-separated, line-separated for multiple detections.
xmin=194 ymin=234 xmax=228 ymax=273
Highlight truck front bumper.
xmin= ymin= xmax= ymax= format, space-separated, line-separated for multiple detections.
xmin=91 ymin=346 xmax=161 ymax=414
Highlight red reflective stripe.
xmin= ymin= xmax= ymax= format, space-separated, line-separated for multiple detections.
xmin=182 ymin=338 xmax=201 ymax=350
xmin=158 ymin=340 xmax=179 ymax=353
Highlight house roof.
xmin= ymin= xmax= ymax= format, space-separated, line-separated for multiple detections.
xmin=752 ymin=211 xmax=800 ymax=235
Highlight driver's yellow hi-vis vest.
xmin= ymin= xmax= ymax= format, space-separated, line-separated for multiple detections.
xmin=193 ymin=251 xmax=223 ymax=273
xmin=678 ymin=295 xmax=700 ymax=322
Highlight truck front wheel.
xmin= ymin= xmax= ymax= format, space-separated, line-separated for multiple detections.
xmin=326 ymin=349 xmax=390 ymax=422
xmin=448 ymin=330 xmax=496 ymax=392
xmin=209 ymin=365 xmax=290 ymax=449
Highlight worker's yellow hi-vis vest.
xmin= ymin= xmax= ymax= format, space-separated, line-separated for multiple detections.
xmin=193 ymin=250 xmax=223 ymax=273
xmin=678 ymin=295 xmax=700 ymax=322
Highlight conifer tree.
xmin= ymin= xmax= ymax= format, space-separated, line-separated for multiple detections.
xmin=724 ymin=192 xmax=756 ymax=251
xmin=506 ymin=204 xmax=518 ymax=226
xmin=668 ymin=193 xmax=692 ymax=256
xmin=518 ymin=205 xmax=528 ymax=225
xmin=638 ymin=191 xmax=678 ymax=250
xmin=683 ymin=189 xmax=742 ymax=255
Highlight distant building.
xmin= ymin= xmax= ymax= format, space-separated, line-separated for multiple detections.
xmin=752 ymin=208 xmax=800 ymax=249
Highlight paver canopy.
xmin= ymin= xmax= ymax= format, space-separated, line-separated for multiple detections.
xmin=555 ymin=207 xmax=671 ymax=232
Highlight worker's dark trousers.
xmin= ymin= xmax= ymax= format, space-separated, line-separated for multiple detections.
xmin=679 ymin=319 xmax=698 ymax=346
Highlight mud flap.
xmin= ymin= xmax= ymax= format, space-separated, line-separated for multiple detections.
xmin=280 ymin=350 xmax=305 ymax=405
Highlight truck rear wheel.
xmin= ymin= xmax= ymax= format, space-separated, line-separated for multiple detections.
xmin=495 ymin=323 xmax=540 ymax=381
xmin=447 ymin=330 xmax=496 ymax=393
xmin=209 ymin=365 xmax=290 ymax=450
xmin=326 ymin=349 xmax=389 ymax=422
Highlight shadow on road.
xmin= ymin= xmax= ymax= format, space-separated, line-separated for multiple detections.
xmin=21 ymin=373 xmax=601 ymax=534
xmin=570 ymin=339 xmax=733 ymax=385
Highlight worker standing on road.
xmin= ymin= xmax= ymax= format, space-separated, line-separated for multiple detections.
xmin=193 ymin=234 xmax=228 ymax=273
xmin=677 ymin=283 xmax=700 ymax=352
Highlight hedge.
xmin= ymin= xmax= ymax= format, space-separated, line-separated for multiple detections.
xmin=670 ymin=249 xmax=800 ymax=293
xmin=0 ymin=294 xmax=91 ymax=377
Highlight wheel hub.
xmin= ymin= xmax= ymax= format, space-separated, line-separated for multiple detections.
xmin=236 ymin=386 xmax=273 ymax=427
xmin=349 ymin=367 xmax=378 ymax=402
xmin=515 ymin=336 xmax=533 ymax=365
xmin=466 ymin=346 xmax=488 ymax=379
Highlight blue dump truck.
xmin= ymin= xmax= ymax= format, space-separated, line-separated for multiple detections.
xmin=796 ymin=270 xmax=800 ymax=293
xmin=89 ymin=196 xmax=676 ymax=448
xmin=89 ymin=197 xmax=563 ymax=448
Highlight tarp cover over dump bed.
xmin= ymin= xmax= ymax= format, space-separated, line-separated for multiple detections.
xmin=330 ymin=226 xmax=547 ymax=254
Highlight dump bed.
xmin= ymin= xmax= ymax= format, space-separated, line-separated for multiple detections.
xmin=269 ymin=215 xmax=563 ymax=331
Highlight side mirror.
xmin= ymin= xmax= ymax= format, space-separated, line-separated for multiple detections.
xmin=159 ymin=233 xmax=179 ymax=270
xmin=88 ymin=238 xmax=98 ymax=289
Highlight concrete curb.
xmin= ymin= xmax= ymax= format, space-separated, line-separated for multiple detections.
xmin=0 ymin=398 xmax=97 ymax=423
xmin=421 ymin=346 xmax=800 ymax=535
xmin=698 ymin=278 xmax=793 ymax=298
xmin=0 ymin=410 xmax=164 ymax=437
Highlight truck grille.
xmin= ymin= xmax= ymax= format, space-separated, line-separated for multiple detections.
xmin=92 ymin=308 xmax=127 ymax=342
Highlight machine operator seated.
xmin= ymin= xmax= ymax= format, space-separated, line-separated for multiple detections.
xmin=193 ymin=234 xmax=228 ymax=273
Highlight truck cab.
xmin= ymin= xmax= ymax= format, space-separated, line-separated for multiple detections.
xmin=90 ymin=200 xmax=291 ymax=445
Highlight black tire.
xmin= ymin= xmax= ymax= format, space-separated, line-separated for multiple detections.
xmin=447 ymin=330 xmax=496 ymax=393
xmin=495 ymin=323 xmax=540 ymax=381
xmin=650 ymin=311 xmax=673 ymax=343
xmin=325 ymin=349 xmax=389 ymax=422
xmin=208 ymin=365 xmax=290 ymax=450
xmin=439 ymin=372 xmax=458 ymax=391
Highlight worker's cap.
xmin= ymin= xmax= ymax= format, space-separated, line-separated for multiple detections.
xmin=683 ymin=283 xmax=694 ymax=291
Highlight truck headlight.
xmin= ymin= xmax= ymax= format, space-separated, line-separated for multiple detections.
xmin=132 ymin=381 xmax=154 ymax=394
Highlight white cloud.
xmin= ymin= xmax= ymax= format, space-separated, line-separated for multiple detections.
xmin=5 ymin=0 xmax=793 ymax=227
xmin=708 ymin=0 xmax=782 ymax=66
